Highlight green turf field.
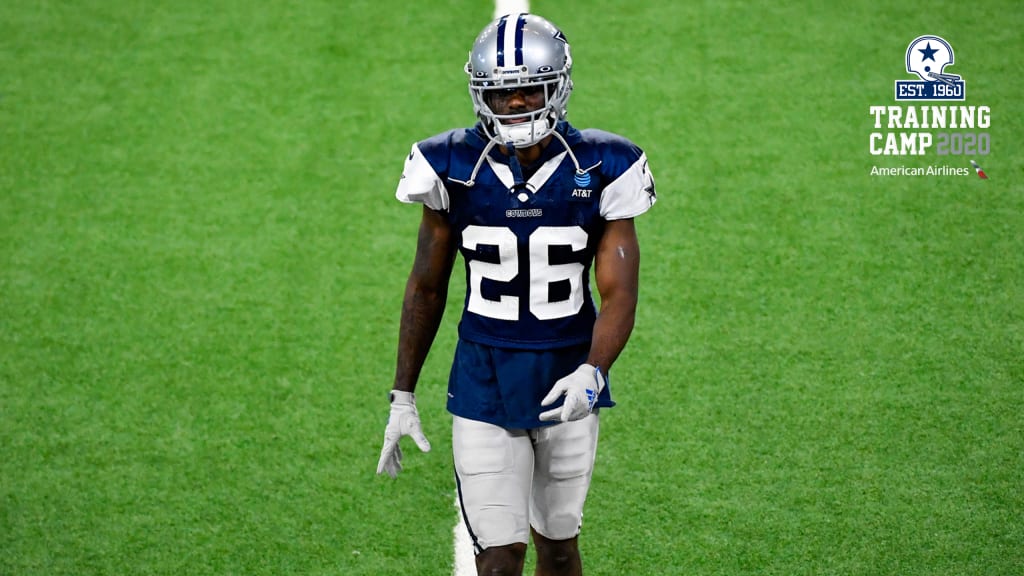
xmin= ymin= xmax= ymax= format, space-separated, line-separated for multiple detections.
xmin=2 ymin=1 xmax=1022 ymax=574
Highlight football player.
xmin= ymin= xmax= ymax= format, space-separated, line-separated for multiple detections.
xmin=377 ymin=13 xmax=656 ymax=576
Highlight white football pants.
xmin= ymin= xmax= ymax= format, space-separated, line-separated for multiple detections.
xmin=453 ymin=411 xmax=600 ymax=551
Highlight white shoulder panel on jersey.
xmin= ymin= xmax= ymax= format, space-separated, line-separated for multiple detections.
xmin=599 ymin=152 xmax=656 ymax=220
xmin=395 ymin=143 xmax=449 ymax=212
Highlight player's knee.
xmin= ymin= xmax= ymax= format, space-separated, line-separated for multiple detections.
xmin=476 ymin=543 xmax=526 ymax=575
xmin=534 ymin=535 xmax=579 ymax=573
xmin=540 ymin=551 xmax=573 ymax=570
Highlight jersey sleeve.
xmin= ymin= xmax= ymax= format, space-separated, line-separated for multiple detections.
xmin=599 ymin=150 xmax=656 ymax=220
xmin=395 ymin=142 xmax=449 ymax=212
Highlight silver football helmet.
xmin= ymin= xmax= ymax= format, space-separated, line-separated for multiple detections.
xmin=465 ymin=13 xmax=573 ymax=148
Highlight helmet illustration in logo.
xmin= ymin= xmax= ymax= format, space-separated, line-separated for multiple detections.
xmin=906 ymin=35 xmax=961 ymax=86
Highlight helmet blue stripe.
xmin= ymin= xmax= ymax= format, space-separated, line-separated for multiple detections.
xmin=495 ymin=15 xmax=508 ymax=67
xmin=514 ymin=14 xmax=526 ymax=66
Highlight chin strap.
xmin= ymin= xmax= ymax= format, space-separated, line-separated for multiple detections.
xmin=450 ymin=122 xmax=594 ymax=189
xmin=549 ymin=128 xmax=584 ymax=176
xmin=449 ymin=138 xmax=499 ymax=188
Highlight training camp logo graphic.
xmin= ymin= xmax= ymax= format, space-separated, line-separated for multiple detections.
xmin=868 ymin=35 xmax=990 ymax=178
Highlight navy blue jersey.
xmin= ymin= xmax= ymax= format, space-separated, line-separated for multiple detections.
xmin=397 ymin=122 xmax=655 ymax=349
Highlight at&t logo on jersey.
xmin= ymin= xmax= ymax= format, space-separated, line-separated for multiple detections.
xmin=895 ymin=36 xmax=964 ymax=101
xmin=571 ymin=171 xmax=593 ymax=199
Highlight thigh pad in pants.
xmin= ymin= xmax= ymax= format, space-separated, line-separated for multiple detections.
xmin=453 ymin=416 xmax=533 ymax=551
xmin=530 ymin=411 xmax=600 ymax=541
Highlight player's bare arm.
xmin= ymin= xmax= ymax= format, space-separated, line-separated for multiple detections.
xmin=540 ymin=218 xmax=641 ymax=423
xmin=377 ymin=206 xmax=455 ymax=478
xmin=394 ymin=205 xmax=457 ymax=393
xmin=587 ymin=217 xmax=641 ymax=371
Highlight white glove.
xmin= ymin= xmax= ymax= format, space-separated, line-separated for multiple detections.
xmin=539 ymin=364 xmax=606 ymax=422
xmin=376 ymin=390 xmax=431 ymax=478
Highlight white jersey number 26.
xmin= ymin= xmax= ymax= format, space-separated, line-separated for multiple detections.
xmin=462 ymin=225 xmax=587 ymax=321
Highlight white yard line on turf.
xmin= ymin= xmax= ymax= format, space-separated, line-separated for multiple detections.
xmin=494 ymin=0 xmax=531 ymax=17
xmin=453 ymin=490 xmax=476 ymax=576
